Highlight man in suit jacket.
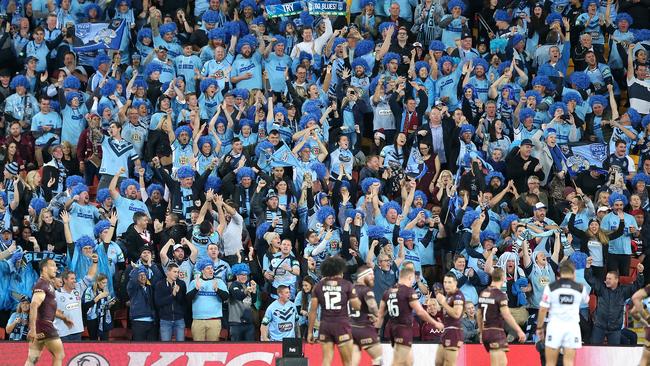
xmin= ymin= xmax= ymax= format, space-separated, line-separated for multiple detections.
xmin=416 ymin=105 xmax=460 ymax=172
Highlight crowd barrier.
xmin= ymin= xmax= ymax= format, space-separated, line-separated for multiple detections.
xmin=0 ymin=341 xmax=644 ymax=365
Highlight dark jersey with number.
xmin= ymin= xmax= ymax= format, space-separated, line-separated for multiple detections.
xmin=33 ymin=278 xmax=58 ymax=338
xmin=382 ymin=284 xmax=418 ymax=325
xmin=313 ymin=277 xmax=356 ymax=322
xmin=351 ymin=284 xmax=375 ymax=327
xmin=478 ymin=287 xmax=508 ymax=329
xmin=443 ymin=290 xmax=465 ymax=328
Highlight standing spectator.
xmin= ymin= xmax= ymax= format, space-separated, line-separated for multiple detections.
xmin=55 ymin=265 xmax=96 ymax=341
xmin=228 ymin=263 xmax=257 ymax=341
xmin=82 ymin=274 xmax=115 ymax=341
xmin=5 ymin=297 xmax=30 ymax=341
xmin=461 ymin=302 xmax=479 ymax=343
xmin=260 ymin=285 xmax=297 ymax=341
xmin=585 ymin=256 xmax=644 ymax=345
xmin=127 ymin=266 xmax=157 ymax=341
xmin=187 ymin=258 xmax=229 ymax=341
xmin=506 ymin=139 xmax=545 ymax=194
xmin=603 ymin=193 xmax=639 ymax=276
xmin=154 ymin=263 xmax=188 ymax=342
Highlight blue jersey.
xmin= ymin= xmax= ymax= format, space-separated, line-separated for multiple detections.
xmin=151 ymin=58 xmax=177 ymax=84
xmin=191 ymin=225 xmax=221 ymax=260
xmin=264 ymin=53 xmax=291 ymax=93
xmin=172 ymin=140 xmax=194 ymax=169
xmin=61 ymin=105 xmax=88 ymax=146
xmin=262 ymin=299 xmax=297 ymax=341
xmin=153 ymin=36 xmax=182 ymax=58
xmin=174 ymin=55 xmax=202 ymax=93
xmin=121 ymin=122 xmax=148 ymax=158
xmin=99 ymin=136 xmax=139 ymax=177
xmin=231 ymin=52 xmax=263 ymax=90
xmin=31 ymin=111 xmax=62 ymax=146
xmin=113 ymin=196 xmax=150 ymax=236
xmin=435 ymin=65 xmax=463 ymax=110
xmin=201 ymin=55 xmax=234 ymax=91
xmin=602 ymin=212 xmax=636 ymax=254
xmin=69 ymin=202 xmax=100 ymax=241
xmin=188 ymin=277 xmax=228 ymax=319
xmin=24 ymin=41 xmax=50 ymax=72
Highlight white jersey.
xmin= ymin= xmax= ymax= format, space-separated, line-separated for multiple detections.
xmin=54 ymin=277 xmax=92 ymax=337
xmin=539 ymin=278 xmax=589 ymax=324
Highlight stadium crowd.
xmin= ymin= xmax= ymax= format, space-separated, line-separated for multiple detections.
xmin=0 ymin=0 xmax=648 ymax=350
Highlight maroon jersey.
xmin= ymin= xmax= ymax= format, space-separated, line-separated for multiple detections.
xmin=382 ymin=284 xmax=418 ymax=326
xmin=313 ymin=277 xmax=357 ymax=322
xmin=33 ymin=278 xmax=58 ymax=339
xmin=351 ymin=284 xmax=375 ymax=327
xmin=478 ymin=287 xmax=508 ymax=329
xmin=443 ymin=290 xmax=465 ymax=328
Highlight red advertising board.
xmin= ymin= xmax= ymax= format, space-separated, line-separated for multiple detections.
xmin=0 ymin=342 xmax=642 ymax=365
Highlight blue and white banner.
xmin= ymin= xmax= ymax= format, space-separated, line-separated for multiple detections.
xmin=561 ymin=142 xmax=608 ymax=176
xmin=73 ymin=19 xmax=127 ymax=53
xmin=267 ymin=1 xmax=303 ymax=18
xmin=405 ymin=145 xmax=427 ymax=180
xmin=307 ymin=1 xmax=347 ymax=15
xmin=269 ymin=144 xmax=301 ymax=168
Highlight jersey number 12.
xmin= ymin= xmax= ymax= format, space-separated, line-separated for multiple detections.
xmin=324 ymin=291 xmax=342 ymax=310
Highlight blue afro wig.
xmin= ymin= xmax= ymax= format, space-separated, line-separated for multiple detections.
xmin=175 ymin=125 xmax=193 ymax=140
xmin=316 ymin=206 xmax=336 ymax=224
xmin=255 ymin=140 xmax=274 ymax=158
xmin=309 ymin=161 xmax=327 ymax=180
xmin=10 ymin=75 xmax=29 ymax=89
xmin=500 ymin=214 xmax=519 ymax=231
xmin=480 ymin=230 xmax=499 ymax=243
xmin=75 ymin=235 xmax=96 ymax=250
xmin=438 ymin=55 xmax=454 ymax=71
xmin=236 ymin=167 xmax=256 ymax=183
xmin=236 ymin=34 xmax=258 ymax=54
xmin=137 ymin=28 xmax=152 ymax=42
xmin=63 ymin=76 xmax=81 ymax=89
xmin=632 ymin=173 xmax=650 ymax=186
xmin=197 ymin=136 xmax=214 ymax=151
xmin=231 ymin=263 xmax=251 ymax=276
xmin=145 ymin=62 xmax=163 ymax=77
xmin=360 ymin=0 xmax=375 ymax=7
xmin=120 ymin=179 xmax=140 ymax=195
xmin=608 ymin=192 xmax=629 ymax=207
xmin=399 ymin=229 xmax=416 ymax=240
xmin=66 ymin=175 xmax=84 ymax=189
xmin=546 ymin=12 xmax=562 ymax=25
xmin=382 ymin=52 xmax=400 ymax=66
xmin=568 ymin=71 xmax=590 ymax=90
xmin=532 ymin=75 xmax=554 ymax=91
xmin=92 ymin=54 xmax=111 ymax=71
xmin=381 ymin=201 xmax=402 ymax=216
xmin=71 ymin=184 xmax=89 ymax=197
xmin=548 ymin=101 xmax=568 ymax=117
xmin=65 ymin=91 xmax=83 ymax=105
xmin=626 ymin=108 xmax=642 ymax=127
xmin=447 ymin=0 xmax=465 ymax=12
xmin=414 ymin=61 xmax=430 ymax=74
xmin=367 ymin=225 xmax=388 ymax=240
xmin=240 ymin=0 xmax=258 ymax=11
xmin=202 ymin=10 xmax=220 ymax=24
xmin=429 ymin=40 xmax=446 ymax=52
xmin=345 ymin=208 xmax=365 ymax=221
xmin=196 ymin=258 xmax=215 ymax=272
xmin=100 ymin=78 xmax=117 ymax=97
xmin=472 ymin=57 xmax=489 ymax=72
xmin=146 ymin=183 xmax=164 ymax=197
xmin=204 ymin=176 xmax=222 ymax=193
xmin=589 ymin=94 xmax=609 ymax=109
xmin=562 ymin=91 xmax=583 ymax=104
xmin=494 ymin=9 xmax=510 ymax=22
xmin=30 ymin=198 xmax=47 ymax=216
xmin=413 ymin=190 xmax=428 ymax=206
xmin=96 ymin=188 xmax=111 ymax=204
xmin=524 ymin=90 xmax=542 ymax=105
xmin=299 ymin=114 xmax=319 ymax=130
xmin=176 ymin=165 xmax=194 ymax=179
xmin=408 ymin=207 xmax=431 ymax=221
xmin=462 ymin=209 xmax=480 ymax=228
xmin=378 ymin=22 xmax=394 ymax=34
xmin=159 ymin=22 xmax=177 ymax=35
xmin=94 ymin=220 xmax=111 ymax=238
xmin=361 ymin=177 xmax=381 ymax=193
xmin=273 ymin=35 xmax=287 ymax=48
xmin=331 ymin=37 xmax=346 ymax=53
xmin=633 ymin=29 xmax=650 ymax=42
xmin=642 ymin=115 xmax=650 ymax=129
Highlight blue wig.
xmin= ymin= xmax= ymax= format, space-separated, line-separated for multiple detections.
xmin=399 ymin=229 xmax=416 ymax=240
xmin=299 ymin=114 xmax=319 ymax=130
xmin=414 ymin=61 xmax=430 ymax=74
xmin=642 ymin=115 xmax=650 ymax=130
xmin=413 ymin=190 xmax=428 ymax=206
xmin=546 ymin=12 xmax=562 ymax=25
xmin=200 ymin=78 xmax=218 ymax=93
xmin=548 ymin=102 xmax=568 ymax=117
xmin=447 ymin=0 xmax=465 ymax=12
xmin=299 ymin=11 xmax=314 ymax=28
xmin=381 ymin=201 xmax=402 ymax=216
xmin=202 ymin=9 xmax=220 ymax=24
xmin=100 ymin=78 xmax=117 ymax=97
xmin=429 ymin=40 xmax=446 ymax=52
xmin=197 ymin=136 xmax=214 ymax=151
xmin=96 ymin=188 xmax=111 ymax=204
xmin=562 ymin=91 xmax=583 ymax=104
xmin=137 ymin=28 xmax=152 ymax=42
xmin=65 ymin=91 xmax=82 ymax=105
xmin=532 ymin=75 xmax=554 ymax=91
xmin=589 ymin=95 xmax=608 ymax=109
xmin=378 ymin=22 xmax=394 ymax=34
xmin=438 ymin=56 xmax=454 ymax=72
xmin=608 ymin=192 xmax=629 ymax=207
xmin=146 ymin=183 xmax=164 ymax=197
xmin=500 ymin=213 xmax=519 ymax=231
xmin=71 ymin=184 xmax=89 ymax=197
xmin=309 ymin=161 xmax=327 ymax=180
xmin=568 ymin=71 xmax=590 ymax=89
xmin=119 ymin=179 xmax=140 ymax=195
xmin=582 ymin=0 xmax=598 ymax=9
xmin=63 ymin=75 xmax=81 ymax=89
xmin=361 ymin=177 xmax=381 ymax=193
xmin=231 ymin=263 xmax=251 ymax=276
xmin=382 ymin=52 xmax=401 ymax=67
xmin=331 ymin=37 xmax=346 ymax=53
xmin=524 ymin=90 xmax=542 ymax=105
xmin=236 ymin=167 xmax=255 ymax=183
xmin=462 ymin=209 xmax=480 ymax=228
xmin=632 ymin=173 xmax=650 ymax=186
xmin=633 ymin=29 xmax=650 ymax=42
xmin=472 ymin=57 xmax=489 ymax=72
xmin=176 ymin=165 xmax=194 ymax=179
xmin=66 ymin=175 xmax=84 ymax=188
xmin=360 ymin=0 xmax=375 ymax=7
xmin=74 ymin=235 xmax=96 ymax=250
xmin=85 ymin=3 xmax=103 ymax=18
xmin=367 ymin=225 xmax=388 ymax=240
xmin=494 ymin=9 xmax=510 ymax=22
xmin=92 ymin=54 xmax=111 ymax=71
xmin=10 ymin=75 xmax=29 ymax=89
xmin=175 ymin=125 xmax=193 ymax=140
xmin=236 ymin=34 xmax=258 ymax=54
xmin=159 ymin=22 xmax=177 ymax=35
xmin=570 ymin=251 xmax=588 ymax=270
xmin=408 ymin=207 xmax=431 ymax=221
xmin=145 ymin=62 xmax=163 ymax=77
xmin=316 ymin=206 xmax=336 ymax=224
xmin=93 ymin=220 xmax=111 ymax=238
xmin=626 ymin=108 xmax=642 ymax=127
xmin=196 ymin=258 xmax=215 ymax=272
xmin=480 ymin=230 xmax=499 ymax=243
xmin=345 ymin=208 xmax=365 ymax=221
xmin=204 ymin=176 xmax=222 ymax=193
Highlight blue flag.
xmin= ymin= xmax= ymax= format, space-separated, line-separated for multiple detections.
xmin=74 ymin=19 xmax=127 ymax=53
xmin=270 ymin=144 xmax=301 ymax=167
xmin=562 ymin=142 xmax=607 ymax=176
xmin=405 ymin=145 xmax=427 ymax=180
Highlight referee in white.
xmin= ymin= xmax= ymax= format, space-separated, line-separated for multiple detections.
xmin=536 ymin=260 xmax=589 ymax=366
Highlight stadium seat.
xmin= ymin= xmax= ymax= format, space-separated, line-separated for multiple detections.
xmin=589 ymin=294 xmax=597 ymax=317
xmin=619 ymin=258 xmax=640 ymax=285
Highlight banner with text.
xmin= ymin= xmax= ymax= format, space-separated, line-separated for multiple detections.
xmin=74 ymin=19 xmax=127 ymax=53
xmin=266 ymin=1 xmax=303 ymax=18
xmin=307 ymin=1 xmax=347 ymax=15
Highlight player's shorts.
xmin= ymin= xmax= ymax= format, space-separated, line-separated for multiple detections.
xmin=545 ymin=321 xmax=581 ymax=349
xmin=319 ymin=321 xmax=352 ymax=344
xmin=351 ymin=325 xmax=379 ymax=348
xmin=389 ymin=323 xmax=414 ymax=347
xmin=441 ymin=327 xmax=464 ymax=349
xmin=482 ymin=328 xmax=509 ymax=352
